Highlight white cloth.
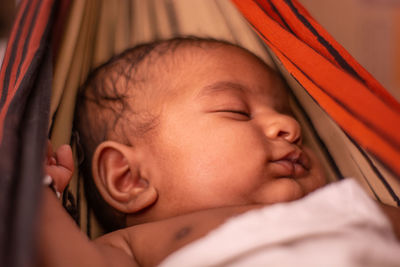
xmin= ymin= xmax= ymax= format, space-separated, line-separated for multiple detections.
xmin=159 ymin=179 xmax=400 ymax=267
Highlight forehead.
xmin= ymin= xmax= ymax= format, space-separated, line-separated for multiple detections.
xmin=161 ymin=44 xmax=290 ymax=107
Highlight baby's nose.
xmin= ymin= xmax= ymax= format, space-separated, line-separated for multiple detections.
xmin=263 ymin=113 xmax=301 ymax=144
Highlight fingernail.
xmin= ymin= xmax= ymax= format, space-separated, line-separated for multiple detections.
xmin=49 ymin=156 xmax=57 ymax=165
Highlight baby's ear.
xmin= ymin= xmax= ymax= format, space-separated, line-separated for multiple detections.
xmin=92 ymin=141 xmax=157 ymax=214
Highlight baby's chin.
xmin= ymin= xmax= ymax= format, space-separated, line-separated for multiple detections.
xmin=252 ymin=178 xmax=314 ymax=204
xmin=254 ymin=165 xmax=327 ymax=205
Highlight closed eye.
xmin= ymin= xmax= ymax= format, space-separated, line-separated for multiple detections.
xmin=218 ymin=110 xmax=251 ymax=119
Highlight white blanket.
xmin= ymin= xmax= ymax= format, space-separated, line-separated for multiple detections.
xmin=159 ymin=179 xmax=400 ymax=267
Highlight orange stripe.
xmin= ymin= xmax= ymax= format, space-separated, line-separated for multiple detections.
xmin=254 ymin=0 xmax=400 ymax=112
xmin=14 ymin=0 xmax=53 ymax=90
xmin=253 ymin=0 xmax=290 ymax=31
xmin=233 ymin=0 xmax=400 ymax=176
xmin=265 ymin=0 xmax=339 ymax=66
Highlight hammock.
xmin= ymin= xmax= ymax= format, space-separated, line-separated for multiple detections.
xmin=0 ymin=0 xmax=399 ymax=266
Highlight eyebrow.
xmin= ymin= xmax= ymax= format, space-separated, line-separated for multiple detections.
xmin=196 ymin=81 xmax=248 ymax=99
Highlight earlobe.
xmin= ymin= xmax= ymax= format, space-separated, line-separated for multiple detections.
xmin=92 ymin=141 xmax=158 ymax=214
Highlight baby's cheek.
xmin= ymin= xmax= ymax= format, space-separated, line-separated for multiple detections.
xmin=251 ymin=179 xmax=305 ymax=204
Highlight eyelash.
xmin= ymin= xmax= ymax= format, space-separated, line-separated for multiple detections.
xmin=220 ymin=110 xmax=251 ymax=118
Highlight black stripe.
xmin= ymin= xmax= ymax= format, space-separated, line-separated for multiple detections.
xmin=348 ymin=151 xmax=382 ymax=202
xmin=348 ymin=135 xmax=400 ymax=206
xmin=214 ymin=0 xmax=240 ymax=43
xmin=165 ymin=0 xmax=179 ymax=36
xmin=265 ymin=0 xmax=294 ymax=34
xmin=87 ymin=201 xmax=92 ymax=238
xmin=15 ymin=0 xmax=43 ymax=86
xmin=148 ymin=0 xmax=160 ymax=39
xmin=0 ymin=0 xmax=34 ymax=110
xmin=76 ymin=175 xmax=81 ymax=227
xmin=127 ymin=1 xmax=133 ymax=42
xmin=283 ymin=0 xmax=366 ymax=84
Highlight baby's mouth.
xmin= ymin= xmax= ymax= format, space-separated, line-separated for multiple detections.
xmin=270 ymin=151 xmax=310 ymax=178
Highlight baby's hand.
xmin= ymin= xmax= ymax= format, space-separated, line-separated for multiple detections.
xmin=44 ymin=141 xmax=74 ymax=193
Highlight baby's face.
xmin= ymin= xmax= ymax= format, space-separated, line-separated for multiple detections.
xmin=138 ymin=45 xmax=326 ymax=219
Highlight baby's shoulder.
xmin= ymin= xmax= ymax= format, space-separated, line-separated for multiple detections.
xmin=94 ymin=228 xmax=135 ymax=259
xmin=94 ymin=221 xmax=193 ymax=266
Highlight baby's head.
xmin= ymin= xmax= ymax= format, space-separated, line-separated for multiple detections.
xmin=75 ymin=37 xmax=326 ymax=231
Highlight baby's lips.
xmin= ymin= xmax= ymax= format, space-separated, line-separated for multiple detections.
xmin=269 ymin=160 xmax=295 ymax=178
xmin=293 ymin=161 xmax=308 ymax=178
xmin=270 ymin=151 xmax=310 ymax=178
xmin=298 ymin=152 xmax=311 ymax=171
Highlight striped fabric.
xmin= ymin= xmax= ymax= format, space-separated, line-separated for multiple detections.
xmin=0 ymin=0 xmax=399 ymax=266
xmin=233 ymin=0 xmax=400 ymax=177
xmin=0 ymin=0 xmax=52 ymax=139
xmin=0 ymin=1 xmax=65 ymax=267
xmin=233 ymin=0 xmax=400 ymax=208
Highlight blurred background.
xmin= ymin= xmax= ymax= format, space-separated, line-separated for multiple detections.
xmin=0 ymin=0 xmax=399 ymax=100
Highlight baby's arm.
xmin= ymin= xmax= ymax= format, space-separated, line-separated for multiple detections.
xmin=37 ymin=142 xmax=139 ymax=267
xmin=114 ymin=205 xmax=263 ymax=266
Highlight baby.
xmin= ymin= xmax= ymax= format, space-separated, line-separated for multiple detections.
xmin=39 ymin=38 xmax=399 ymax=267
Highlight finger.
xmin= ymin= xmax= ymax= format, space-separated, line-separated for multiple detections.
xmin=44 ymin=165 xmax=72 ymax=192
xmin=49 ymin=144 xmax=74 ymax=192
xmin=55 ymin=145 xmax=74 ymax=173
